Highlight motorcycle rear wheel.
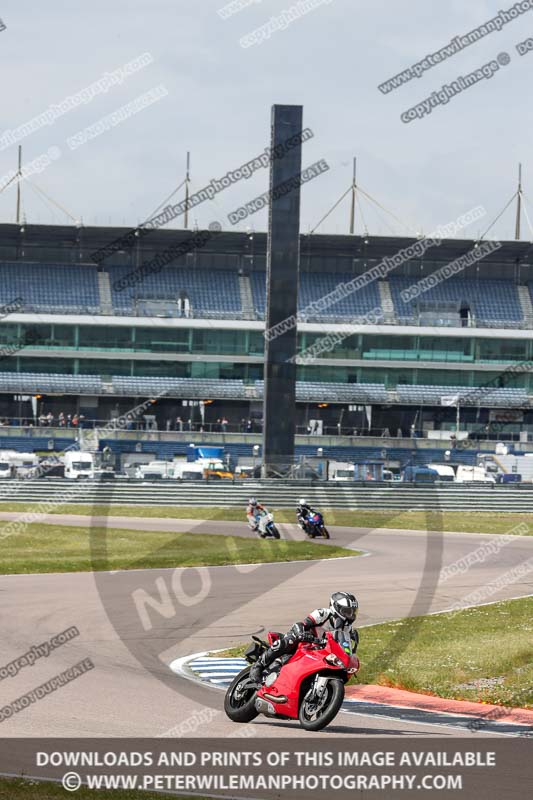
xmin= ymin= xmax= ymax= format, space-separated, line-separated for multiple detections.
xmin=224 ymin=667 xmax=259 ymax=723
xmin=298 ymin=678 xmax=344 ymax=731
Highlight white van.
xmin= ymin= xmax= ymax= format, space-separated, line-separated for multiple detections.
xmin=456 ymin=465 xmax=495 ymax=483
xmin=426 ymin=463 xmax=456 ymax=482
xmin=10 ymin=452 xmax=39 ymax=479
xmin=0 ymin=450 xmax=16 ymax=479
xmin=173 ymin=462 xmax=204 ymax=481
xmin=328 ymin=461 xmax=355 ymax=481
xmin=63 ymin=451 xmax=95 ymax=480
xmin=136 ymin=461 xmax=175 ymax=480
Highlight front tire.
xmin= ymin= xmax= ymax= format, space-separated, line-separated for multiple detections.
xmin=224 ymin=667 xmax=259 ymax=723
xmin=298 ymin=678 xmax=344 ymax=731
xmin=321 ymin=527 xmax=330 ymax=539
xmin=270 ymin=525 xmax=280 ymax=539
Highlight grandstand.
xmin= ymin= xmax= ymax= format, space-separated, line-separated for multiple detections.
xmin=0 ymin=223 xmax=532 ymax=459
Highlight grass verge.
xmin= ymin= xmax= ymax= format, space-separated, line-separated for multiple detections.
xmin=0 ymin=504 xmax=530 ymax=535
xmin=0 ymin=777 xmax=202 ymax=800
xmin=0 ymin=523 xmax=357 ymax=574
xmin=220 ymin=597 xmax=533 ymax=708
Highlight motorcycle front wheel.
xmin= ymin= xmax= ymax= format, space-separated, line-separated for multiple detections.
xmin=224 ymin=667 xmax=259 ymax=723
xmin=298 ymin=678 xmax=344 ymax=731
xmin=269 ymin=525 xmax=280 ymax=539
xmin=321 ymin=526 xmax=330 ymax=539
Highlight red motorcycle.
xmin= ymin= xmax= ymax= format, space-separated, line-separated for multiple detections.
xmin=224 ymin=630 xmax=359 ymax=731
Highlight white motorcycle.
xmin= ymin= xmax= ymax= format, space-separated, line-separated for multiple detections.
xmin=255 ymin=510 xmax=281 ymax=539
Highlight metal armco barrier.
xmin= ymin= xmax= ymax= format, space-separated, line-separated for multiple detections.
xmin=1 ymin=480 xmax=533 ymax=511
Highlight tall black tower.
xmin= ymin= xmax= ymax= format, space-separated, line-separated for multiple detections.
xmin=262 ymin=104 xmax=303 ymax=473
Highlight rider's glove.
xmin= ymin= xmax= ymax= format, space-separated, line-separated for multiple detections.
xmin=301 ymin=632 xmax=315 ymax=643
xmin=291 ymin=622 xmax=305 ymax=639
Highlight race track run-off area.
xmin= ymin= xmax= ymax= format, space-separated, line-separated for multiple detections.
xmin=0 ymin=516 xmax=532 ymax=740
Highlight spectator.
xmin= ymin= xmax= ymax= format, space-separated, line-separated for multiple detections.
xmin=176 ymin=416 xmax=183 ymax=432
xmin=47 ymin=411 xmax=54 ymax=427
xmin=246 ymin=419 xmax=252 ymax=433
xmin=382 ymin=427 xmax=390 ymax=437
xmin=38 ymin=413 xmax=47 ymax=427
xmin=72 ymin=414 xmax=79 ymax=428
xmin=166 ymin=418 xmax=172 ymax=431
xmin=67 ymin=413 xmax=72 ymax=428
xmin=188 ymin=417 xmax=194 ymax=432
xmin=58 ymin=411 xmax=65 ymax=427
xmin=221 ymin=417 xmax=228 ymax=433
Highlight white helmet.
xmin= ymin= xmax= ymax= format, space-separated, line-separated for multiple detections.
xmin=330 ymin=591 xmax=358 ymax=624
xmin=249 ymin=497 xmax=257 ymax=506
xmin=299 ymin=498 xmax=306 ymax=505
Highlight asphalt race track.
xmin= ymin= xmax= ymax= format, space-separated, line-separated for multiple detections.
xmin=0 ymin=513 xmax=532 ymax=739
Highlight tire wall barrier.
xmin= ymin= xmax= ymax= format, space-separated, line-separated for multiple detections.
xmin=1 ymin=480 xmax=533 ymax=512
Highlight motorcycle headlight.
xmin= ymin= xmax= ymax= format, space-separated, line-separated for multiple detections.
xmin=324 ymin=654 xmax=345 ymax=668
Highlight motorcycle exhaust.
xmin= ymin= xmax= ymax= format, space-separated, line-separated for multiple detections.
xmin=263 ymin=693 xmax=287 ymax=704
xmin=255 ymin=697 xmax=277 ymax=717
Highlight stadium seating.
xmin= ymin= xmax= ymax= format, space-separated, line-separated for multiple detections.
xmin=254 ymin=380 xmax=387 ymax=403
xmin=0 ymin=260 xmax=525 ymax=328
xmin=250 ymin=271 xmax=380 ymax=319
xmin=389 ymin=277 xmax=523 ymax=325
xmin=108 ymin=267 xmax=241 ymax=316
xmin=0 ymin=372 xmax=102 ymax=393
xmin=396 ymin=384 xmax=528 ymax=407
xmin=0 ymin=262 xmax=100 ymax=314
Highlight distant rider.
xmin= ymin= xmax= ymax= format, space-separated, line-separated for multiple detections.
xmin=249 ymin=591 xmax=359 ymax=683
xmin=246 ymin=497 xmax=267 ymax=532
xmin=296 ymin=497 xmax=316 ymax=530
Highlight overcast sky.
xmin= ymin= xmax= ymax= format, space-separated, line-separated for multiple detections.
xmin=0 ymin=0 xmax=531 ymax=241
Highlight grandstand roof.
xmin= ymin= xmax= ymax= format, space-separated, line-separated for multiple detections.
xmin=1 ymin=223 xmax=533 ymax=270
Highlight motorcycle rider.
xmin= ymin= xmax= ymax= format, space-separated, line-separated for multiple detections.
xmin=296 ymin=497 xmax=316 ymax=531
xmin=246 ymin=497 xmax=267 ymax=532
xmin=249 ymin=591 xmax=359 ymax=683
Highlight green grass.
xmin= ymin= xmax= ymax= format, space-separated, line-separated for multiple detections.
xmin=0 ymin=503 xmax=531 ymax=535
xmin=0 ymin=777 xmax=203 ymax=800
xmin=0 ymin=522 xmax=357 ymax=575
xmin=220 ymin=597 xmax=533 ymax=708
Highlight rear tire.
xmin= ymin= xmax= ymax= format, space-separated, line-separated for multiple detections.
xmin=224 ymin=667 xmax=259 ymax=723
xmin=298 ymin=678 xmax=344 ymax=731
